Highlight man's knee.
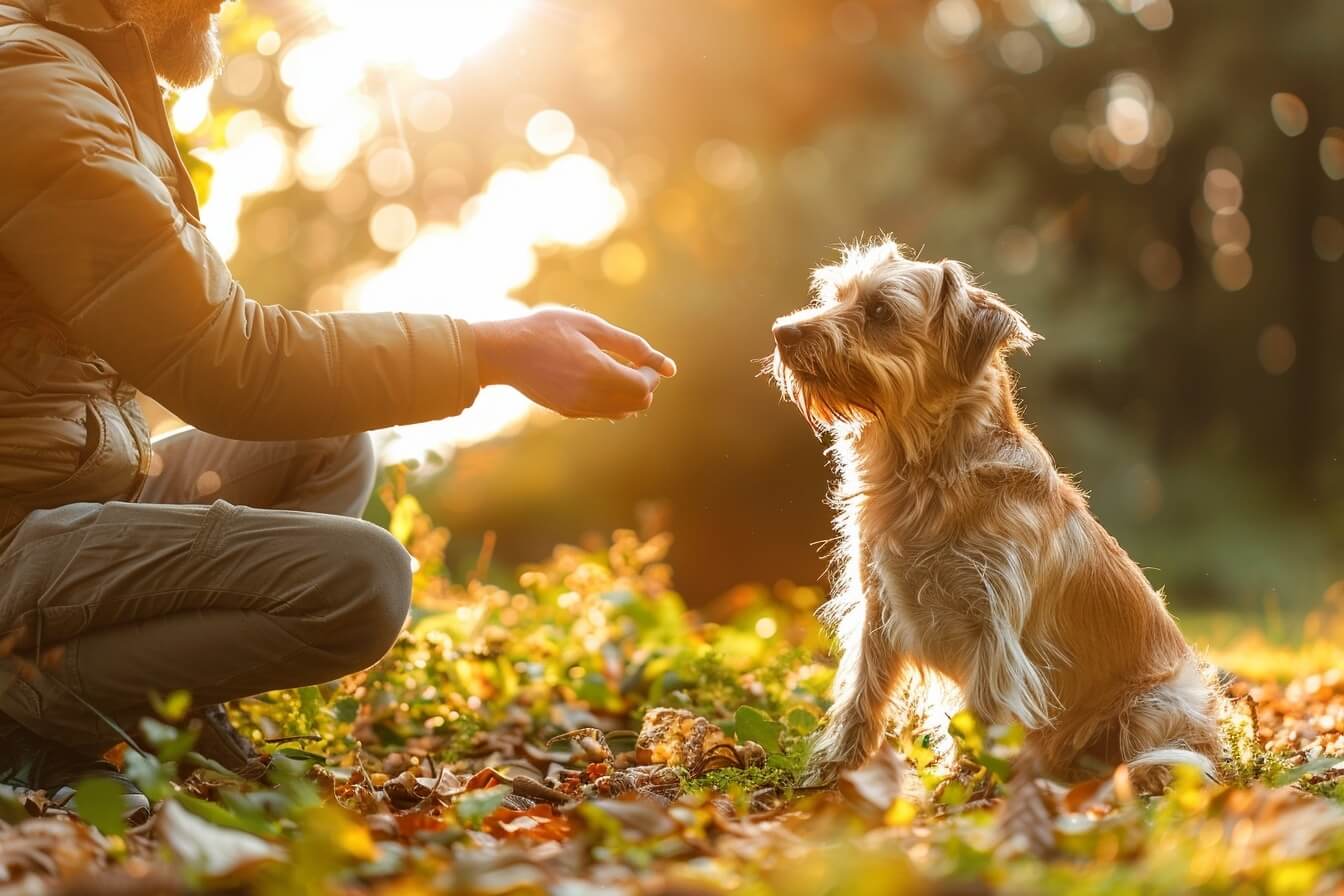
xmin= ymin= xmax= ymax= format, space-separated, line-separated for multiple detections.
xmin=327 ymin=432 xmax=377 ymax=518
xmin=319 ymin=518 xmax=413 ymax=670
xmin=345 ymin=432 xmax=376 ymax=483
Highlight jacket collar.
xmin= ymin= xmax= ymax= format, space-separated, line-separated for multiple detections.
xmin=0 ymin=0 xmax=203 ymax=220
xmin=5 ymin=0 xmax=120 ymax=31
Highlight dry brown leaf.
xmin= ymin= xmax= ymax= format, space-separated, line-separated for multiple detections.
xmin=635 ymin=708 xmax=734 ymax=769
xmin=0 ymin=816 xmax=109 ymax=885
xmin=464 ymin=767 xmax=509 ymax=791
xmin=482 ymin=804 xmax=572 ymax=843
xmin=837 ymin=744 xmax=909 ymax=812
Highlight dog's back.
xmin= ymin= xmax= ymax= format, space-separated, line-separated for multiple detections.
xmin=1028 ymin=504 xmax=1221 ymax=786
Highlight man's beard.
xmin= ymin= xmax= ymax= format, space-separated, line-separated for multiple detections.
xmin=104 ymin=0 xmax=222 ymax=89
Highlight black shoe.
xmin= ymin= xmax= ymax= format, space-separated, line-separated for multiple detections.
xmin=0 ymin=728 xmax=151 ymax=825
xmin=189 ymin=704 xmax=267 ymax=779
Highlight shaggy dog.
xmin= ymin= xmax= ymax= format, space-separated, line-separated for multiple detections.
xmin=769 ymin=239 xmax=1221 ymax=791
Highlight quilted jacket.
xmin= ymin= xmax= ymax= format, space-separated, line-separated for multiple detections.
xmin=0 ymin=0 xmax=480 ymax=535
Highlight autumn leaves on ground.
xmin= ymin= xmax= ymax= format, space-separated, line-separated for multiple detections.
xmin=5 ymin=499 xmax=1344 ymax=895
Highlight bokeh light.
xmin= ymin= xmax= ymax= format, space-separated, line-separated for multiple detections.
xmin=1257 ymin=325 xmax=1296 ymax=376
xmin=832 ymin=1 xmax=878 ymax=44
xmin=1139 ymin=240 xmax=1182 ymax=291
xmin=1212 ymin=245 xmax=1253 ymax=291
xmin=601 ymin=240 xmax=648 ymax=286
xmin=181 ymin=0 xmax=644 ymax=469
xmin=1270 ymin=93 xmax=1309 ymax=137
xmin=999 ymin=30 xmax=1044 ymax=74
xmin=313 ymin=0 xmax=529 ymax=80
xmin=1313 ymin=216 xmax=1344 ymax=262
xmin=154 ymin=0 xmax=1342 ymax=607
xmin=369 ymin=203 xmax=418 ymax=252
xmin=1133 ymin=0 xmax=1174 ymax=30
xmin=1321 ymin=128 xmax=1344 ymax=180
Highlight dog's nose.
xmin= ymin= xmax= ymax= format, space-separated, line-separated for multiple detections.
xmin=773 ymin=323 xmax=804 ymax=348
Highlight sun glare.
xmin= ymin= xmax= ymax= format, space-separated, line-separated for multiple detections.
xmin=183 ymin=0 xmax=635 ymax=468
xmin=312 ymin=0 xmax=530 ymax=80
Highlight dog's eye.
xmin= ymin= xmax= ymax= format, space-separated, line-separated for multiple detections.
xmin=867 ymin=301 xmax=894 ymax=324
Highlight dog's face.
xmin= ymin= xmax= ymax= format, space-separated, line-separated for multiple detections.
xmin=770 ymin=240 xmax=1038 ymax=431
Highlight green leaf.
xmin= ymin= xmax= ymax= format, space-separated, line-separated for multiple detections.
xmin=122 ymin=749 xmax=172 ymax=802
xmin=268 ymin=746 xmax=327 ymax=780
xmin=332 ymin=697 xmax=360 ymax=724
xmin=455 ymin=785 xmax=510 ymax=828
xmin=786 ymin=707 xmax=819 ymax=735
xmin=1273 ymin=755 xmax=1344 ymax=787
xmin=389 ymin=494 xmax=422 ymax=544
xmin=0 ymin=791 xmax=26 ymax=825
xmin=734 ymin=705 xmax=783 ymax=754
xmin=978 ymin=753 xmax=1012 ymax=782
xmin=174 ymin=792 xmax=279 ymax=838
xmin=141 ymin=717 xmax=197 ymax=762
xmin=297 ymin=686 xmax=325 ymax=729
xmin=576 ymin=673 xmax=614 ymax=709
xmin=74 ymin=776 xmax=128 ymax=836
xmin=150 ymin=690 xmax=193 ymax=722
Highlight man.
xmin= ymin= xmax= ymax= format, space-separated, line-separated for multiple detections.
xmin=0 ymin=0 xmax=676 ymax=822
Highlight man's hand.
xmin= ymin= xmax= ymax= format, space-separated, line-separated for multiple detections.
xmin=470 ymin=307 xmax=677 ymax=419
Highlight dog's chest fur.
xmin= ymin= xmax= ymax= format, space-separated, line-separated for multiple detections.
xmin=859 ymin=476 xmax=1005 ymax=673
xmin=839 ymin=427 xmax=1070 ymax=722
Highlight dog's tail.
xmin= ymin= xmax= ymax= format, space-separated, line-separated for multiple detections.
xmin=1121 ymin=655 xmax=1224 ymax=792
xmin=1127 ymin=746 xmax=1219 ymax=787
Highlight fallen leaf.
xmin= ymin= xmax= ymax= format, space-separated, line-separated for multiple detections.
xmin=636 ymin=708 xmax=735 ymax=769
xmin=482 ymin=804 xmax=572 ymax=843
xmin=155 ymin=801 xmax=284 ymax=879
xmin=838 ymin=745 xmax=909 ymax=812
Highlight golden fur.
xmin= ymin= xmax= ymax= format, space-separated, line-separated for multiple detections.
xmin=770 ymin=239 xmax=1221 ymax=790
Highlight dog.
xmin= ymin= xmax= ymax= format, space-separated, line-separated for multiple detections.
xmin=769 ymin=239 xmax=1221 ymax=791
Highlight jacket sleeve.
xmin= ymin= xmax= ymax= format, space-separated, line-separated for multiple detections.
xmin=0 ymin=40 xmax=480 ymax=440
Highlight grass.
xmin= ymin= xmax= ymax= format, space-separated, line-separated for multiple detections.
xmin=3 ymin=496 xmax=1344 ymax=894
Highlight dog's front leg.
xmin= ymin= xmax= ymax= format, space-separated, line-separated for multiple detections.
xmin=808 ymin=559 xmax=904 ymax=782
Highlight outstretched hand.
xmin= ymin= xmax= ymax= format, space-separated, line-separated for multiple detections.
xmin=470 ymin=307 xmax=677 ymax=419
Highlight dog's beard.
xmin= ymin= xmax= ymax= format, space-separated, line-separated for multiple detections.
xmin=770 ymin=351 xmax=878 ymax=434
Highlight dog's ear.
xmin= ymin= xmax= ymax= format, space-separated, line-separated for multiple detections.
xmin=948 ymin=282 xmax=1039 ymax=384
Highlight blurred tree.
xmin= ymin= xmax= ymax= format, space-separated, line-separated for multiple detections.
xmin=187 ymin=0 xmax=1341 ymax=609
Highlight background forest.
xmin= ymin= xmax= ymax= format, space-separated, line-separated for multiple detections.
xmin=175 ymin=0 xmax=1344 ymax=613
xmin=10 ymin=3 xmax=1344 ymax=892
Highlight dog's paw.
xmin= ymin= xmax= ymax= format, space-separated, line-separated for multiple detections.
xmin=800 ymin=758 xmax=843 ymax=788
xmin=996 ymin=776 xmax=1056 ymax=858
xmin=802 ymin=734 xmax=868 ymax=787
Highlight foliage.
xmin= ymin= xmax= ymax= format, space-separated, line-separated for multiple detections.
xmin=6 ymin=506 xmax=1344 ymax=893
xmin=180 ymin=0 xmax=1344 ymax=609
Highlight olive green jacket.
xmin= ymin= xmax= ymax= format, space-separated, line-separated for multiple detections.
xmin=0 ymin=0 xmax=479 ymax=535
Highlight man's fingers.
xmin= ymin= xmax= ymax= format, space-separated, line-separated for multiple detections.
xmin=589 ymin=355 xmax=659 ymax=416
xmin=631 ymin=364 xmax=660 ymax=394
xmin=582 ymin=317 xmax=677 ymax=377
xmin=598 ymin=354 xmax=660 ymax=397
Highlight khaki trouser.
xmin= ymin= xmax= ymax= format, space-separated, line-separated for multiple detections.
xmin=0 ymin=428 xmax=411 ymax=753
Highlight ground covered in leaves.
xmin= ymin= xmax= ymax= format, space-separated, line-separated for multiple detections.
xmin=5 ymin=499 xmax=1344 ymax=895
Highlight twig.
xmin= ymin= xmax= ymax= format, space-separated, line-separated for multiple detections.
xmin=413 ymin=764 xmax=450 ymax=812
xmin=263 ymin=734 xmax=322 ymax=745
xmin=470 ymin=531 xmax=497 ymax=584
xmin=511 ymin=775 xmax=573 ymax=805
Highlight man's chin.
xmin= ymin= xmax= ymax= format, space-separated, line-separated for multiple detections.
xmin=153 ymin=21 xmax=221 ymax=89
